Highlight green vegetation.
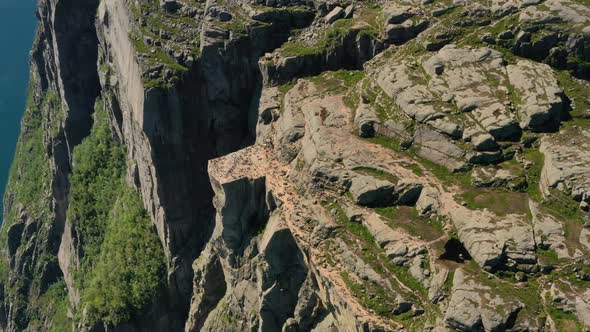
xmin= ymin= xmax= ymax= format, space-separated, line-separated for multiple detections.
xmin=2 ymin=85 xmax=54 ymax=239
xmin=376 ymin=206 xmax=444 ymax=242
xmin=279 ymin=40 xmax=319 ymax=57
xmin=323 ymin=200 xmax=429 ymax=324
xmin=459 ymin=188 xmax=529 ymax=216
xmin=67 ymin=99 xmax=165 ymax=327
xmin=357 ymin=80 xmax=404 ymax=122
xmin=129 ymin=32 xmax=188 ymax=89
xmin=548 ymin=303 xmax=584 ymax=332
xmin=404 ymin=163 xmax=423 ymax=176
xmin=1 ymin=85 xmax=53 ymax=252
xmin=340 ymin=271 xmax=404 ymax=318
xmin=0 ymin=79 xmax=74 ymax=331
xmin=217 ymin=298 xmax=241 ymax=330
xmin=69 ymin=99 xmax=126 ymax=271
xmin=306 ymin=70 xmax=365 ymax=93
xmin=366 ymin=135 xmax=471 ymax=187
xmin=523 ymin=148 xmax=544 ymax=200
xmin=275 ymin=70 xmax=364 ymax=113
xmin=220 ymin=16 xmax=249 ymax=36
xmin=550 ymin=264 xmax=590 ymax=288
xmin=82 ymin=188 xmax=165 ymax=326
xmin=127 ymin=1 xmax=194 ymax=89
xmin=331 ymin=69 xmax=365 ymax=86
xmin=30 ymin=280 xmax=72 ymax=332
xmin=418 ymin=156 xmax=471 ymax=186
xmin=328 ymin=202 xmax=375 ymax=244
xmin=522 ymin=147 xmax=586 ymax=254
xmin=365 ymin=135 xmax=405 ymax=153
xmin=536 ymin=248 xmax=560 ymax=266
xmin=461 ymin=260 xmax=544 ymax=327
xmin=556 ymin=71 xmax=590 ymax=121
xmin=352 ymin=166 xmax=398 ymax=183
xmin=543 ymin=189 xmax=585 ymax=222
xmin=277 ymin=82 xmax=296 ymax=94
xmin=279 ymin=18 xmax=378 ymax=57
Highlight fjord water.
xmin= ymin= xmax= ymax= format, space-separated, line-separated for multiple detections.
xmin=0 ymin=0 xmax=37 ymax=224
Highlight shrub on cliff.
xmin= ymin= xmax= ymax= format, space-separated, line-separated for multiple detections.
xmin=82 ymin=188 xmax=165 ymax=326
xmin=67 ymin=99 xmax=165 ymax=327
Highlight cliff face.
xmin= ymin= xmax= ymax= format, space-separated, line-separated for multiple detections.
xmin=2 ymin=0 xmax=590 ymax=331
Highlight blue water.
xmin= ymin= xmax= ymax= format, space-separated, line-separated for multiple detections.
xmin=0 ymin=0 xmax=37 ymax=224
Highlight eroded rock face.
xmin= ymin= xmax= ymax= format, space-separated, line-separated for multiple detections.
xmin=349 ymin=175 xmax=397 ymax=207
xmin=4 ymin=0 xmax=590 ymax=331
xmin=445 ymin=269 xmax=525 ymax=331
xmin=1 ymin=0 xmax=101 ymax=329
xmin=187 ymin=146 xmax=397 ymax=332
xmin=374 ymin=45 xmax=521 ymax=142
xmin=413 ymin=126 xmax=468 ymax=172
xmin=530 ymin=200 xmax=570 ymax=259
xmin=441 ymin=194 xmax=537 ymax=271
xmin=186 ymin=159 xmax=307 ymax=331
xmin=507 ymin=60 xmax=564 ymax=131
xmin=540 ymin=128 xmax=590 ymax=208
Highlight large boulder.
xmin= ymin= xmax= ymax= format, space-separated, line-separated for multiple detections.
xmin=448 ymin=203 xmax=536 ymax=271
xmin=414 ymin=126 xmax=468 ymax=172
xmin=325 ymin=6 xmax=344 ymax=24
xmin=416 ymin=186 xmax=440 ymax=215
xmin=354 ymin=102 xmax=379 ymax=138
xmin=423 ymin=45 xmax=521 ymax=141
xmin=530 ymin=200 xmax=570 ymax=259
xmin=349 ymin=175 xmax=396 ymax=206
xmin=372 ymin=45 xmax=522 ymax=148
xmin=386 ymin=19 xmax=430 ymax=44
xmin=539 ymin=127 xmax=590 ymax=208
xmin=381 ymin=5 xmax=415 ymax=24
xmin=471 ymin=167 xmax=526 ymax=191
xmin=445 ymin=269 xmax=524 ymax=331
xmin=363 ymin=213 xmax=427 ymax=267
xmin=507 ymin=60 xmax=564 ymax=131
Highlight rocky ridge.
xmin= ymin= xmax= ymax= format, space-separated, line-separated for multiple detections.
xmin=1 ymin=0 xmax=590 ymax=331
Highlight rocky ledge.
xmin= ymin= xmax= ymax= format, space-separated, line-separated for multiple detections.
xmin=1 ymin=0 xmax=590 ymax=331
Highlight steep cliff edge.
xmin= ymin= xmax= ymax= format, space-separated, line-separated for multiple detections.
xmin=2 ymin=0 xmax=590 ymax=331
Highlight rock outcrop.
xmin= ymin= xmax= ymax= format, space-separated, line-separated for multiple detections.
xmin=444 ymin=269 xmax=525 ymax=331
xmin=539 ymin=127 xmax=590 ymax=209
xmin=2 ymin=0 xmax=590 ymax=331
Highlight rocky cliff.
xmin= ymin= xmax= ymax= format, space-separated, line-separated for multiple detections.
xmin=1 ymin=0 xmax=590 ymax=331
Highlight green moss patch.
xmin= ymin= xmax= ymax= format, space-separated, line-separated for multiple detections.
xmin=536 ymin=248 xmax=560 ymax=266
xmin=458 ymin=188 xmax=529 ymax=216
xmin=322 ymin=200 xmax=430 ymax=325
xmin=375 ymin=206 xmax=444 ymax=242
xmin=352 ymin=166 xmax=398 ymax=183
xmin=279 ymin=18 xmax=378 ymax=57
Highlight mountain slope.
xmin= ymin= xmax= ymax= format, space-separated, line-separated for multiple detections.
xmin=1 ymin=0 xmax=590 ymax=331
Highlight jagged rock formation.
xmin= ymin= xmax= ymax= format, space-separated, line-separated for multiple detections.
xmin=1 ymin=0 xmax=590 ymax=331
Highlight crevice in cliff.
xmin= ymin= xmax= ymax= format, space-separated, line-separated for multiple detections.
xmin=259 ymin=226 xmax=307 ymax=331
xmin=49 ymin=0 xmax=102 ymax=307
xmin=53 ymin=0 xmax=100 ymax=147
xmin=439 ymin=238 xmax=472 ymax=264
xmin=0 ymin=0 xmax=105 ymax=330
xmin=135 ymin=4 xmax=317 ymax=316
xmin=187 ymin=255 xmax=227 ymax=332
xmin=48 ymin=0 xmax=102 ymax=253
xmin=260 ymin=27 xmax=384 ymax=87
